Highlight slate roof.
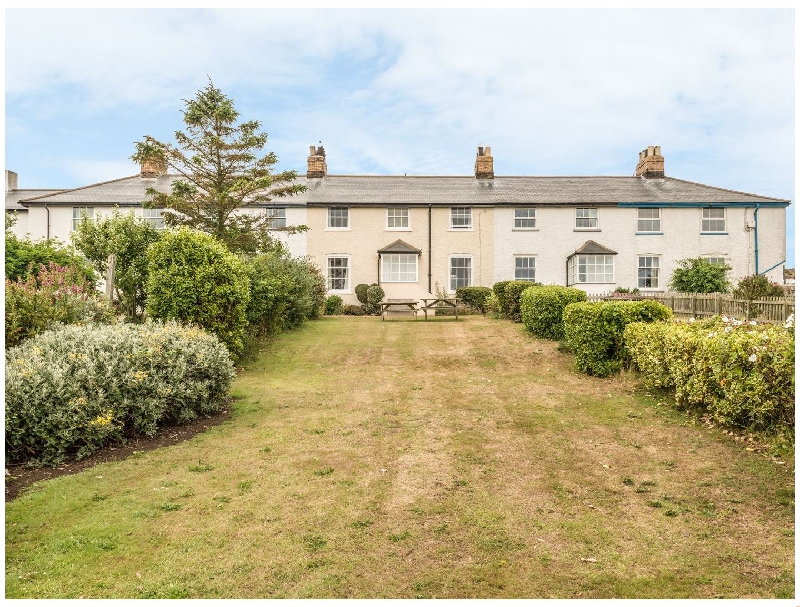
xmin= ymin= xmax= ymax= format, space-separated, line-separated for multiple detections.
xmin=571 ymin=240 xmax=618 ymax=256
xmin=377 ymin=239 xmax=423 ymax=255
xmin=14 ymin=173 xmax=790 ymax=208
xmin=6 ymin=189 xmax=63 ymax=210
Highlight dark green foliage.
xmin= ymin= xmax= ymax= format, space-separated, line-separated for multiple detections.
xmin=521 ymin=286 xmax=588 ymax=340
xmin=733 ymin=274 xmax=785 ymax=300
xmin=5 ymin=321 xmax=235 ymax=465
xmin=70 ymin=207 xmax=161 ymax=321
xmin=563 ymin=300 xmax=672 ymax=376
xmin=456 ymin=286 xmax=493 ymax=313
xmin=146 ymin=228 xmax=250 ymax=358
xmin=342 ymin=304 xmax=366 ymax=316
xmin=355 ymin=284 xmax=370 ymax=305
xmin=669 ymin=258 xmax=730 ymax=293
xmin=493 ymin=280 xmax=538 ymax=321
xmin=324 ymin=295 xmax=344 ymax=315
xmin=131 ymin=80 xmax=307 ymax=254
xmin=5 ymin=216 xmax=94 ymax=285
xmin=365 ymin=284 xmax=385 ymax=315
xmin=245 ymin=253 xmax=325 ymax=337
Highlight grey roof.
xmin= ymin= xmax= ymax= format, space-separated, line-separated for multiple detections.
xmin=16 ymin=172 xmax=790 ymax=208
xmin=5 ymin=189 xmax=63 ymax=210
xmin=378 ymin=239 xmax=422 ymax=255
xmin=571 ymin=240 xmax=618 ymax=256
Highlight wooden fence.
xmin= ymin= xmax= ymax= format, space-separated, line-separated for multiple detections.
xmin=586 ymin=292 xmax=795 ymax=323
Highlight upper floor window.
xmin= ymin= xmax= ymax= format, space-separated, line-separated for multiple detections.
xmin=327 ymin=207 xmax=349 ymax=229
xmin=702 ymin=208 xmax=725 ymax=233
xmin=568 ymin=254 xmax=614 ymax=285
xmin=142 ymin=207 xmax=165 ymax=230
xmin=72 ymin=207 xmax=95 ymax=231
xmin=387 ymin=207 xmax=409 ymax=229
xmin=514 ymin=208 xmax=536 ymax=229
xmin=575 ymin=208 xmax=598 ymax=229
xmin=265 ymin=207 xmax=286 ymax=229
xmin=381 ymin=253 xmax=417 ymax=282
xmin=637 ymin=208 xmax=661 ymax=232
xmin=450 ymin=207 xmax=472 ymax=229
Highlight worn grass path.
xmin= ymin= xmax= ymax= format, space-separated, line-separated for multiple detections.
xmin=5 ymin=316 xmax=795 ymax=598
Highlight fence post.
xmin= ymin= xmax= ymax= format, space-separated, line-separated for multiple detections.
xmin=105 ymin=253 xmax=116 ymax=302
xmin=691 ymin=294 xmax=696 ymax=318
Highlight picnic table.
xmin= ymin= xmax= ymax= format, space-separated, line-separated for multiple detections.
xmin=380 ymin=299 xmax=419 ymax=321
xmin=420 ymin=298 xmax=460 ymax=320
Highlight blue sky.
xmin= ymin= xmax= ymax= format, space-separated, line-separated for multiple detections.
xmin=5 ymin=8 xmax=795 ymax=267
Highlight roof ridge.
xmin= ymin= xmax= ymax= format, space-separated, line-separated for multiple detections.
xmin=20 ymin=174 xmax=142 ymax=202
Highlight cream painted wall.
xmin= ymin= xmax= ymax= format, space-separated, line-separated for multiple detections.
xmin=493 ymin=205 xmax=787 ymax=294
xmin=305 ymin=205 xmax=494 ymax=305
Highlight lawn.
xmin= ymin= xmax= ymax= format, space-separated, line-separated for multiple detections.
xmin=5 ymin=315 xmax=795 ymax=598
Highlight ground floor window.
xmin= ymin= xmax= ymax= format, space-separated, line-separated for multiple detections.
xmin=326 ymin=256 xmax=350 ymax=292
xmin=637 ymin=256 xmax=660 ymax=289
xmin=514 ymin=256 xmax=536 ymax=282
xmin=449 ymin=256 xmax=472 ymax=291
xmin=381 ymin=253 xmax=417 ymax=282
xmin=568 ymin=254 xmax=614 ymax=285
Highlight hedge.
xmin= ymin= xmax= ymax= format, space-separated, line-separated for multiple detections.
xmin=493 ymin=280 xmax=538 ymax=321
xmin=456 ymin=286 xmax=493 ymax=314
xmin=520 ymin=285 xmax=588 ymax=340
xmin=5 ymin=321 xmax=235 ymax=465
xmin=563 ymin=300 xmax=672 ymax=376
xmin=625 ymin=317 xmax=795 ymax=431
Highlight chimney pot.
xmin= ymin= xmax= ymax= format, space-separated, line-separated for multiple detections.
xmin=307 ymin=143 xmax=327 ymax=179
xmin=475 ymin=145 xmax=494 ymax=179
xmin=635 ymin=145 xmax=664 ymax=179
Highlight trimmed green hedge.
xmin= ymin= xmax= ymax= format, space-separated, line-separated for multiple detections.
xmin=563 ymin=300 xmax=672 ymax=376
xmin=625 ymin=318 xmax=795 ymax=430
xmin=521 ymin=286 xmax=588 ymax=340
xmin=456 ymin=286 xmax=493 ymax=313
xmin=492 ymin=280 xmax=538 ymax=321
xmin=5 ymin=321 xmax=235 ymax=465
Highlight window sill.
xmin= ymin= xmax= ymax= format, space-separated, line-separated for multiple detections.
xmin=573 ymin=228 xmax=601 ymax=232
xmin=325 ymin=228 xmax=351 ymax=231
xmin=512 ymin=228 xmax=539 ymax=232
xmin=700 ymin=232 xmax=728 ymax=236
xmin=385 ymin=228 xmax=412 ymax=232
xmin=635 ymin=232 xmax=663 ymax=236
xmin=449 ymin=228 xmax=474 ymax=232
xmin=328 ymin=289 xmax=352 ymax=295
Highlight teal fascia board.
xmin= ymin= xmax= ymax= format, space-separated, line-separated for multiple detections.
xmin=617 ymin=202 xmax=789 ymax=208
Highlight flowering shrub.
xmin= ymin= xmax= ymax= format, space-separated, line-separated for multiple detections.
xmin=521 ymin=285 xmax=587 ymax=340
xmin=563 ymin=300 xmax=672 ymax=376
xmin=5 ymin=262 xmax=115 ymax=349
xmin=625 ymin=315 xmax=795 ymax=431
xmin=6 ymin=321 xmax=235 ymax=465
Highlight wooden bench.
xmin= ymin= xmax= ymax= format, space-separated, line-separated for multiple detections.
xmin=380 ymin=299 xmax=419 ymax=321
xmin=420 ymin=298 xmax=459 ymax=320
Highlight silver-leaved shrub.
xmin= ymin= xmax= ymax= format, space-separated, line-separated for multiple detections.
xmin=624 ymin=316 xmax=795 ymax=431
xmin=6 ymin=320 xmax=235 ymax=465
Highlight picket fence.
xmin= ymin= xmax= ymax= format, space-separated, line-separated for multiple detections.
xmin=586 ymin=292 xmax=795 ymax=324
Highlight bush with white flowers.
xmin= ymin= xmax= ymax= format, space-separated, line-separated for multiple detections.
xmin=624 ymin=316 xmax=794 ymax=431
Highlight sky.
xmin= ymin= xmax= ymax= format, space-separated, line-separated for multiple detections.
xmin=5 ymin=8 xmax=796 ymax=267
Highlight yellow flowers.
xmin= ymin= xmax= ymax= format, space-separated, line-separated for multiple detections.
xmin=89 ymin=410 xmax=114 ymax=427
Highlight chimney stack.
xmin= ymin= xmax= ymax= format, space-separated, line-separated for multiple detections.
xmin=140 ymin=156 xmax=166 ymax=179
xmin=475 ymin=145 xmax=494 ymax=179
xmin=307 ymin=143 xmax=327 ymax=179
xmin=6 ymin=170 xmax=18 ymax=192
xmin=635 ymin=145 xmax=664 ymax=179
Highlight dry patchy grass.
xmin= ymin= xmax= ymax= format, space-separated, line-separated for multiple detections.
xmin=5 ymin=316 xmax=794 ymax=598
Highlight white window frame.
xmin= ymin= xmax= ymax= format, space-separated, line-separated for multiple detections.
xmin=568 ymin=254 xmax=614 ymax=285
xmin=514 ymin=255 xmax=536 ymax=282
xmin=637 ymin=255 xmax=661 ymax=290
xmin=72 ymin=207 xmax=95 ymax=231
xmin=514 ymin=208 xmax=537 ymax=230
xmin=704 ymin=256 xmax=727 ymax=266
xmin=381 ymin=253 xmax=418 ymax=283
xmin=702 ymin=207 xmax=726 ymax=233
xmin=326 ymin=255 xmax=351 ymax=293
xmin=450 ymin=207 xmax=473 ymax=230
xmin=575 ymin=208 xmax=599 ymax=230
xmin=142 ymin=207 xmax=165 ymax=230
xmin=636 ymin=208 xmax=661 ymax=233
xmin=448 ymin=255 xmax=473 ymax=292
xmin=265 ymin=207 xmax=287 ymax=229
xmin=327 ymin=207 xmax=350 ymax=230
xmin=386 ymin=207 xmax=410 ymax=230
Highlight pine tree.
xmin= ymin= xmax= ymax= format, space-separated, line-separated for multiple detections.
xmin=131 ymin=80 xmax=306 ymax=254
